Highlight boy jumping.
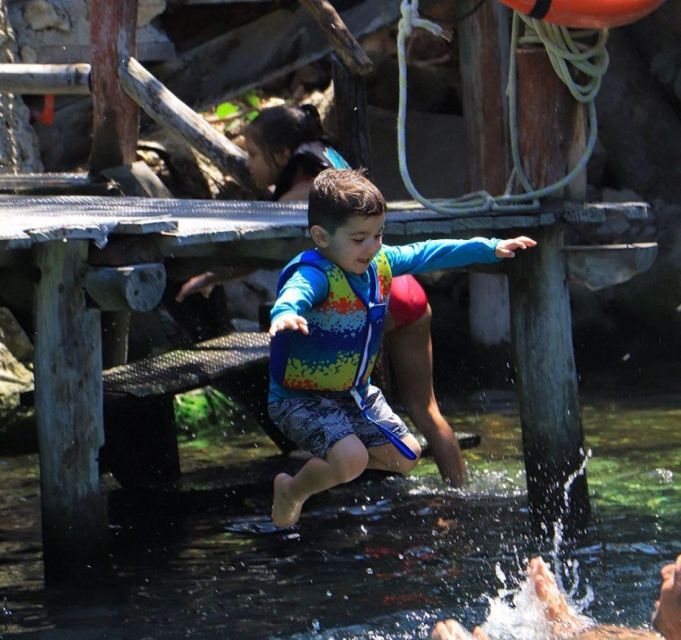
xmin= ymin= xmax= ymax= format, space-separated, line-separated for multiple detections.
xmin=268 ymin=169 xmax=536 ymax=527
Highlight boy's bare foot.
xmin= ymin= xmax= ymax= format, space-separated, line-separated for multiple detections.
xmin=272 ymin=473 xmax=303 ymax=528
xmin=529 ymin=557 xmax=590 ymax=638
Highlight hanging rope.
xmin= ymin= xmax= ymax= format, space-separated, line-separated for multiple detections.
xmin=396 ymin=0 xmax=610 ymax=216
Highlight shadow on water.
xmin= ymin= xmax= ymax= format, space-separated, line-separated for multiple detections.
xmin=1 ymin=363 xmax=680 ymax=639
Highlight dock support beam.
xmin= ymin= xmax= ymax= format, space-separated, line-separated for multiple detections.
xmin=509 ymin=226 xmax=590 ymax=539
xmin=89 ymin=0 xmax=139 ymax=174
xmin=512 ymin=40 xmax=590 ymax=539
xmin=34 ymin=241 xmax=108 ymax=582
xmin=459 ymin=1 xmax=513 ymax=350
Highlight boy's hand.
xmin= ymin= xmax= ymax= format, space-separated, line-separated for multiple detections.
xmin=269 ymin=314 xmax=309 ymax=337
xmin=495 ymin=236 xmax=537 ymax=259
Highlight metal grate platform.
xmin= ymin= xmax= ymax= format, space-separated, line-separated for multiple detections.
xmin=103 ymin=331 xmax=270 ymax=398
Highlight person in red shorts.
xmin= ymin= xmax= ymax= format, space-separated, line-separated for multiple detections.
xmin=384 ymin=274 xmax=465 ymax=485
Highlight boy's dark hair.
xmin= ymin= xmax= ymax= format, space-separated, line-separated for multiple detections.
xmin=246 ymin=103 xmax=327 ymax=165
xmin=308 ymin=169 xmax=386 ymax=232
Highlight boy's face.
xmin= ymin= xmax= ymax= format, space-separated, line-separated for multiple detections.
xmin=311 ymin=212 xmax=386 ymax=275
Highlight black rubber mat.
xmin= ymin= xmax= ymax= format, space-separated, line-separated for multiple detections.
xmin=103 ymin=331 xmax=270 ymax=398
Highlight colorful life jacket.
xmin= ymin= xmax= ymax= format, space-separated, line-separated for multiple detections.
xmin=270 ymin=249 xmax=392 ymax=392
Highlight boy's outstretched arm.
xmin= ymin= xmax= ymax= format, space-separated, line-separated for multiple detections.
xmin=495 ymin=236 xmax=537 ymax=259
xmin=269 ymin=314 xmax=309 ymax=337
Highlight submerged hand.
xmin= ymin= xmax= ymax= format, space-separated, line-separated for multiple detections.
xmin=269 ymin=314 xmax=309 ymax=337
xmin=495 ymin=236 xmax=537 ymax=259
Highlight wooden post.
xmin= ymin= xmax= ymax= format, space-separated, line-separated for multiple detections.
xmin=0 ymin=63 xmax=91 ymax=94
xmin=298 ymin=0 xmax=373 ymax=76
xmin=458 ymin=1 xmax=513 ymax=348
xmin=89 ymin=0 xmax=139 ymax=174
xmin=509 ymin=226 xmax=590 ymax=538
xmin=516 ymin=48 xmax=587 ymax=198
xmin=33 ymin=241 xmax=108 ymax=583
xmin=331 ymin=54 xmax=372 ymax=173
xmin=510 ymin=45 xmax=590 ymax=539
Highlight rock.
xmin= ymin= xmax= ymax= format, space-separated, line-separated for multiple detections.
xmin=19 ymin=44 xmax=37 ymax=62
xmin=23 ymin=0 xmax=70 ymax=33
xmin=0 ymin=307 xmax=33 ymax=362
xmin=0 ymin=0 xmax=43 ymax=173
xmin=0 ymin=343 xmax=33 ymax=402
xmin=9 ymin=0 xmax=174 ymax=63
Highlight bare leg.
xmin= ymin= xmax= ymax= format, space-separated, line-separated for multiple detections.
xmin=272 ymin=435 xmax=369 ymax=527
xmin=366 ymin=438 xmax=421 ymax=474
xmin=385 ymin=306 xmax=466 ymax=486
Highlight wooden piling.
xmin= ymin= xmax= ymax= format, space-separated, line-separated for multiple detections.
xmin=33 ymin=241 xmax=108 ymax=582
xmin=510 ymin=45 xmax=590 ymax=538
xmin=89 ymin=0 xmax=140 ymax=174
xmin=458 ymin=0 xmax=513 ymax=348
xmin=298 ymin=0 xmax=373 ymax=76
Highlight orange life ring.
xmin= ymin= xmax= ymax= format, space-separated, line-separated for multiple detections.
xmin=497 ymin=0 xmax=666 ymax=28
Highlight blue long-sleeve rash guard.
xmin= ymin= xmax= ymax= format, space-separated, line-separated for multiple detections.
xmin=269 ymin=237 xmax=500 ymax=401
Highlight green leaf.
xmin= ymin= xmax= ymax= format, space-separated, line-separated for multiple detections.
xmin=215 ymin=101 xmax=239 ymax=118
xmin=243 ymin=90 xmax=260 ymax=108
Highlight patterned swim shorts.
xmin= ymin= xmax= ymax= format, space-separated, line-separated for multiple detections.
xmin=268 ymin=385 xmax=410 ymax=459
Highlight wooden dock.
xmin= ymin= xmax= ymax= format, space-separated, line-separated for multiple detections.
xmin=0 ymin=193 xmax=655 ymax=581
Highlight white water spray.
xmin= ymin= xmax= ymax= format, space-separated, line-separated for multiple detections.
xmin=476 ymin=450 xmax=595 ymax=640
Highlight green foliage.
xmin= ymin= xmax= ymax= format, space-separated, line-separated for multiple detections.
xmin=174 ymin=386 xmax=260 ymax=447
xmin=215 ymin=101 xmax=239 ymax=119
xmin=213 ymin=90 xmax=262 ymax=122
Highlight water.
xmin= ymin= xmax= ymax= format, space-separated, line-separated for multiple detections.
xmin=0 ymin=369 xmax=680 ymax=639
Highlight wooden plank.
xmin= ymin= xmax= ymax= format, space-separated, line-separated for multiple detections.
xmin=33 ymin=240 xmax=108 ymax=582
xmin=299 ymin=0 xmax=373 ymax=76
xmin=119 ymin=57 xmax=256 ymax=192
xmin=0 ymin=63 xmax=91 ymax=94
xmin=0 ymin=194 xmax=636 ymax=248
xmin=103 ymin=331 xmax=270 ymax=397
xmin=89 ymin=0 xmax=139 ymax=173
xmin=0 ymin=172 xmax=105 ymax=195
xmin=565 ymin=242 xmax=658 ymax=290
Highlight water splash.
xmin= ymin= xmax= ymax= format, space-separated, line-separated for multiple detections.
xmin=477 ymin=560 xmax=595 ymax=640
xmin=550 ymin=448 xmax=594 ymax=612
xmin=477 ymin=451 xmax=596 ymax=640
